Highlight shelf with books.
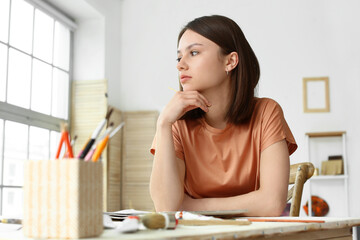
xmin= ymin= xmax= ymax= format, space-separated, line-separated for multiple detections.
xmin=304 ymin=131 xmax=349 ymax=217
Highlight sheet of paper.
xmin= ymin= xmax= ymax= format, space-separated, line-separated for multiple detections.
xmin=0 ymin=223 xmax=22 ymax=232
xmin=104 ymin=209 xmax=151 ymax=221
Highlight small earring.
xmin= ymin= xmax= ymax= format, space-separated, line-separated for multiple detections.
xmin=226 ymin=71 xmax=229 ymax=75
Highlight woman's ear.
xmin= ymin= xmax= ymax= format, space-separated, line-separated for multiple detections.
xmin=225 ymin=52 xmax=239 ymax=72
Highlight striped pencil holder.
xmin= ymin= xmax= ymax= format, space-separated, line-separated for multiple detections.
xmin=23 ymin=159 xmax=103 ymax=239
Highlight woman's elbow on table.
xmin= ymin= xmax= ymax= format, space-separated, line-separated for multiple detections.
xmin=260 ymin=194 xmax=288 ymax=217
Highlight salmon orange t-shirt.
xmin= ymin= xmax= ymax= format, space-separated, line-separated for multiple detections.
xmin=150 ymin=98 xmax=297 ymax=199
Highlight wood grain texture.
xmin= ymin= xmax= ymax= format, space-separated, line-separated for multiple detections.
xmin=287 ymin=162 xmax=314 ymax=216
xmin=121 ymin=111 xmax=158 ymax=211
xmin=305 ymin=131 xmax=345 ymax=138
xmin=71 ymin=80 xmax=122 ymax=212
xmin=106 ymin=107 xmax=123 ymax=212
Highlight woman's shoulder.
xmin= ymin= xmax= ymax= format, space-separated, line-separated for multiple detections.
xmin=255 ymin=97 xmax=279 ymax=106
xmin=254 ymin=97 xmax=283 ymax=113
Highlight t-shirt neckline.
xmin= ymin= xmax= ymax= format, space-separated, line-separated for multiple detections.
xmin=199 ymin=117 xmax=232 ymax=134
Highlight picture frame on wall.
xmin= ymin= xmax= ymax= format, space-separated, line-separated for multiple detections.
xmin=303 ymin=77 xmax=330 ymax=113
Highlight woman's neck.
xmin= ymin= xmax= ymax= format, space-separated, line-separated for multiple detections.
xmin=201 ymin=82 xmax=231 ymax=130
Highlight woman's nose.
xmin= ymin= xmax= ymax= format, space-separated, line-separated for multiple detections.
xmin=176 ymin=57 xmax=188 ymax=71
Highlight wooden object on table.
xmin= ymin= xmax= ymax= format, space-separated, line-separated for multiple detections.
xmin=71 ymin=79 xmax=122 ymax=212
xmin=287 ymin=162 xmax=315 ymax=216
xmin=23 ymin=160 xmax=103 ymax=239
xmin=247 ymin=218 xmax=324 ymax=223
xmin=121 ymin=111 xmax=158 ymax=211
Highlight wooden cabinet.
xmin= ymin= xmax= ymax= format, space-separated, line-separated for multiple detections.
xmin=304 ymin=131 xmax=349 ymax=217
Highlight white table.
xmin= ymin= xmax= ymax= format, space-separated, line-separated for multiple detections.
xmin=1 ymin=217 xmax=360 ymax=240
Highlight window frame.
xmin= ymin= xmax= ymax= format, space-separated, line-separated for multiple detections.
xmin=0 ymin=0 xmax=76 ymax=216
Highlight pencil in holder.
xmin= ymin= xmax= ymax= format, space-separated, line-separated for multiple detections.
xmin=23 ymin=159 xmax=103 ymax=239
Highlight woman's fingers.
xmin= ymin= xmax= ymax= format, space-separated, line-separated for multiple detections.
xmin=181 ymin=91 xmax=211 ymax=107
xmin=177 ymin=91 xmax=210 ymax=113
xmin=159 ymin=90 xmax=210 ymax=125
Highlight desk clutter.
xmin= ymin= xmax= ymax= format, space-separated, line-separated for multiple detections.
xmin=57 ymin=108 xmax=124 ymax=162
xmin=104 ymin=210 xmax=251 ymax=234
xmin=102 ymin=210 xmax=330 ymax=235
xmin=22 ymin=109 xmax=124 ymax=239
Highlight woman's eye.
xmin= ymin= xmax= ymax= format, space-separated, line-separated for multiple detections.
xmin=176 ymin=57 xmax=182 ymax=62
xmin=191 ymin=51 xmax=199 ymax=56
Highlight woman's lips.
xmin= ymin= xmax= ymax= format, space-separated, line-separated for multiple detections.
xmin=180 ymin=75 xmax=191 ymax=83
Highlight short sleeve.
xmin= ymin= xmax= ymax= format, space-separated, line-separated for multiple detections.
xmin=149 ymin=122 xmax=185 ymax=161
xmin=260 ymin=99 xmax=297 ymax=155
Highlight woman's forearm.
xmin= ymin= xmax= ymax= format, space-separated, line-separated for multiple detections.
xmin=149 ymin=122 xmax=184 ymax=212
xmin=149 ymin=90 xmax=210 ymax=211
xmin=181 ymin=188 xmax=287 ymax=217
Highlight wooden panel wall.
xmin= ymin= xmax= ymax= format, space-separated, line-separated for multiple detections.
xmin=106 ymin=107 xmax=123 ymax=211
xmin=71 ymin=80 xmax=108 ymax=157
xmin=72 ymin=80 xmax=158 ymax=212
xmin=121 ymin=111 xmax=158 ymax=211
xmin=71 ymin=80 xmax=122 ymax=212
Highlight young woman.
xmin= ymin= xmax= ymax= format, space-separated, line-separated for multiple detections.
xmin=149 ymin=15 xmax=297 ymax=216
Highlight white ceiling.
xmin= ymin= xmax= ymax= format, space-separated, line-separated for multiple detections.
xmin=43 ymin=0 xmax=102 ymax=20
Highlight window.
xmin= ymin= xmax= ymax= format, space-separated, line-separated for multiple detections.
xmin=0 ymin=0 xmax=75 ymax=217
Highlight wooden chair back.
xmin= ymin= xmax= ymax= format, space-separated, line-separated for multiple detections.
xmin=287 ymin=162 xmax=315 ymax=216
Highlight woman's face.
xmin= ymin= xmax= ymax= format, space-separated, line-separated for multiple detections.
xmin=177 ymin=30 xmax=228 ymax=92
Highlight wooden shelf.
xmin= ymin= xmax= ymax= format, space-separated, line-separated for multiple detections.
xmin=305 ymin=131 xmax=346 ymax=138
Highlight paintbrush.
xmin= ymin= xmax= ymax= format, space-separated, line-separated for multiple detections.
xmin=79 ymin=108 xmax=113 ymax=159
xmin=141 ymin=213 xmax=251 ymax=230
xmin=84 ymin=123 xmax=114 ymax=161
xmin=141 ymin=213 xmax=177 ymax=230
xmin=55 ymin=123 xmax=73 ymax=159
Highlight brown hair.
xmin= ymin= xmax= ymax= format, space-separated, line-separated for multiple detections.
xmin=178 ymin=15 xmax=260 ymax=124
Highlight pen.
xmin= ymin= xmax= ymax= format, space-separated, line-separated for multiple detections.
xmin=79 ymin=108 xmax=113 ymax=159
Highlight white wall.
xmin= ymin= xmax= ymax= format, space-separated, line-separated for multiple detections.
xmin=74 ymin=0 xmax=360 ymax=217
xmin=73 ymin=18 xmax=105 ymax=80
